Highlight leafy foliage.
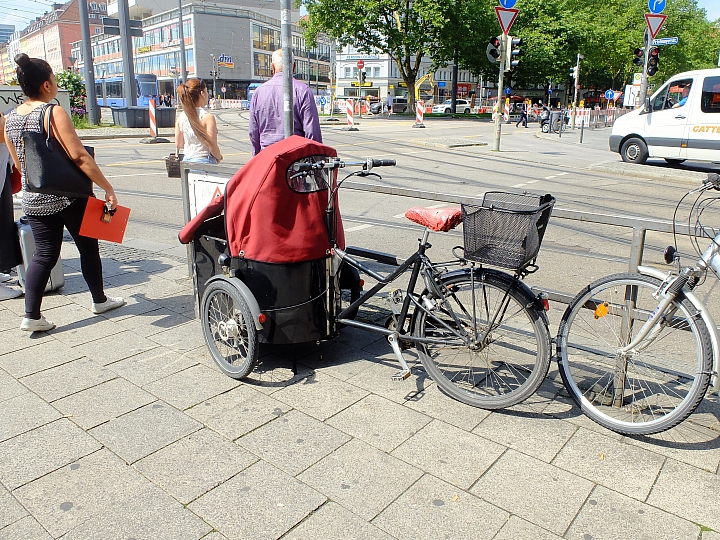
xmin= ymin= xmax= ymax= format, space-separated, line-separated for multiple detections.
xmin=55 ymin=70 xmax=87 ymax=117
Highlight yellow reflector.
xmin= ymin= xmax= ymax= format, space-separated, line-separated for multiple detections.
xmin=594 ymin=302 xmax=609 ymax=319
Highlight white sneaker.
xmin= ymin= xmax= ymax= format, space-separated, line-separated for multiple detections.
xmin=92 ymin=296 xmax=126 ymax=314
xmin=0 ymin=284 xmax=22 ymax=300
xmin=20 ymin=316 xmax=55 ymax=332
xmin=0 ymin=273 xmax=17 ymax=285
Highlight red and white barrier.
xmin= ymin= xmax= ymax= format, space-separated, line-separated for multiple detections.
xmin=413 ymin=100 xmax=425 ymax=128
xmin=149 ymin=98 xmax=157 ymax=138
xmin=503 ymin=101 xmax=510 ymax=123
xmin=346 ymin=99 xmax=354 ymax=127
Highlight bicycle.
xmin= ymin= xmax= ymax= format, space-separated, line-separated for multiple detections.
xmin=556 ymin=173 xmax=720 ymax=435
xmin=294 ymin=157 xmax=557 ymax=409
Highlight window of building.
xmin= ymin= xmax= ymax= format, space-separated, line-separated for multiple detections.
xmin=95 ymin=27 xmax=101 ymax=34
xmin=344 ymin=67 xmax=350 ymax=78
xmin=254 ymin=51 xmax=272 ymax=78
xmin=90 ymin=2 xmax=98 ymax=10
xmin=373 ymin=66 xmax=380 ymax=77
xmin=352 ymin=67 xmax=358 ymax=77
xmin=100 ymin=3 xmax=106 ymax=10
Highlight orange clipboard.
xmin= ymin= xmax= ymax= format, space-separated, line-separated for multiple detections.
xmin=79 ymin=197 xmax=131 ymax=244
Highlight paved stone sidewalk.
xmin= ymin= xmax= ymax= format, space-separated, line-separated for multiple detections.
xmin=0 ymin=239 xmax=719 ymax=539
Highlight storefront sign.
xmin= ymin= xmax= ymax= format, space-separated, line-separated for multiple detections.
xmin=218 ymin=54 xmax=235 ymax=68
xmin=137 ymin=45 xmax=152 ymax=53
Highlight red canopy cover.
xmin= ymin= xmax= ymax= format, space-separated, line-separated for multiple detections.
xmin=179 ymin=135 xmax=345 ymax=263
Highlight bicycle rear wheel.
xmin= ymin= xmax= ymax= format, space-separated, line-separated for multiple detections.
xmin=413 ymin=271 xmax=551 ymax=409
xmin=557 ymin=273 xmax=712 ymax=435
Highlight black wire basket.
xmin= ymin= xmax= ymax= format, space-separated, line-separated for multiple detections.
xmin=462 ymin=192 xmax=556 ymax=270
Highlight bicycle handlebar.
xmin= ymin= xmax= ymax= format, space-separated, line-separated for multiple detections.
xmin=292 ymin=157 xmax=396 ymax=173
xmin=704 ymin=173 xmax=720 ymax=190
xmin=371 ymin=159 xmax=396 ymax=167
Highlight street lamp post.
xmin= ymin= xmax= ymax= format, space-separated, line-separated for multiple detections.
xmin=170 ymin=66 xmax=179 ymax=105
xmin=210 ymin=55 xmax=218 ymax=98
xmin=571 ymin=53 xmax=583 ymax=129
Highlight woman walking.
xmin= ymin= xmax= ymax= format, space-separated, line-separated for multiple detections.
xmin=0 ymin=112 xmax=23 ymax=300
xmin=174 ymin=78 xmax=223 ymax=164
xmin=4 ymin=54 xmax=124 ymax=332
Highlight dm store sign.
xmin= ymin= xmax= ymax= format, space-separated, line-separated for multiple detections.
xmin=218 ymin=54 xmax=235 ymax=68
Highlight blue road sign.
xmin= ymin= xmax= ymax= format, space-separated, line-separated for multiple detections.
xmin=548 ymin=88 xmax=553 ymax=95
xmin=319 ymin=97 xmax=327 ymax=106
xmin=653 ymin=36 xmax=678 ymax=45
xmin=604 ymin=89 xmax=615 ymax=100
xmin=499 ymin=0 xmax=517 ymax=8
xmin=648 ymin=0 xmax=665 ymax=14
xmin=505 ymin=87 xmax=512 ymax=95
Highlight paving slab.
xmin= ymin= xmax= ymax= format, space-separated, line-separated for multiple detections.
xmin=298 ymin=343 xmax=377 ymax=381
xmin=189 ymin=460 xmax=326 ymax=540
xmin=472 ymin=410 xmax=577 ymax=463
xmin=492 ymin=516 xmax=563 ymax=540
xmin=0 ymin=516 xmax=53 ymax=539
xmin=333 ymin=326 xmax=386 ymax=350
xmin=44 ymin=303 xmax=125 ymax=347
xmin=471 ymin=449 xmax=594 ymax=536
xmin=327 ymin=394 xmax=431 ymax=452
xmin=345 ymin=360 xmax=430 ymax=405
xmin=298 ymin=438 xmax=423 ymax=521
xmin=0 ymin=368 xmax=28 ymax=404
xmin=0 ymin=339 xmax=82 ymax=378
xmin=552 ymin=427 xmax=666 ymax=501
xmin=133 ymin=429 xmax=258 ymax=504
xmin=117 ymin=307 xmax=193 ymax=337
xmin=20 ymin=357 xmax=115 ymax=402
xmin=89 ymin=401 xmax=202 ymax=463
xmin=373 ymin=474 xmax=508 ymax=540
xmin=0 ymin=484 xmax=27 ymax=529
xmin=13 ymin=449 xmax=150 ymax=538
xmin=148 ymin=320 xmax=206 ymax=353
xmin=0 ymin=309 xmax=20 ymax=333
xmin=152 ymin=292 xmax=196 ymax=318
xmin=107 ymin=346 xmax=200 ymax=386
xmin=72 ymin=330 xmax=160 ymax=366
xmin=0 ymin=291 xmax=72 ymax=318
xmin=110 ymin=273 xmax=190 ymax=300
xmin=95 ymin=293 xmax=163 ymax=322
xmin=0 ymin=392 xmax=61 ymax=443
xmin=242 ymin=354 xmax=314 ymax=395
xmin=647 ymin=458 xmax=720 ymax=531
xmin=238 ymin=410 xmax=351 ymax=476
xmin=185 ymin=384 xmax=291 ymax=440
xmin=144 ymin=364 xmax=239 ymax=410
xmin=272 ymin=370 xmax=369 ymax=421
xmin=543 ymin=396 xmax=624 ymax=440
xmin=62 ymin=483 xmax=212 ymax=540
xmin=282 ymin=502 xmax=394 ymax=540
xmin=566 ymin=485 xmax=700 ymax=540
xmin=53 ymin=378 xmax=156 ymax=429
xmin=403 ymin=383 xmax=490 ymax=431
xmin=0 ymin=419 xmax=101 ymax=490
xmin=391 ymin=419 xmax=505 ymax=489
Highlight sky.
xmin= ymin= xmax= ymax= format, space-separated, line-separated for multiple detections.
xmin=2 ymin=0 xmax=720 ymax=33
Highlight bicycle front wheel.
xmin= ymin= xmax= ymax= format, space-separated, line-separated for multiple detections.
xmin=413 ymin=271 xmax=551 ymax=409
xmin=557 ymin=273 xmax=712 ymax=435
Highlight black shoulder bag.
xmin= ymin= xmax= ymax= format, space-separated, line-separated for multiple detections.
xmin=22 ymin=104 xmax=94 ymax=198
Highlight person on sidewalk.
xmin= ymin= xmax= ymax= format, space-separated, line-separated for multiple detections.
xmin=0 ymin=111 xmax=23 ymax=301
xmin=516 ymin=102 xmax=528 ymax=128
xmin=386 ymin=93 xmax=393 ymax=117
xmin=248 ymin=49 xmax=322 ymax=156
xmin=175 ymin=78 xmax=223 ymax=165
xmin=4 ymin=53 xmax=125 ymax=331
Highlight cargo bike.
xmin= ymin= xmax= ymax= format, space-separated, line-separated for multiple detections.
xmin=179 ymin=136 xmax=556 ymax=409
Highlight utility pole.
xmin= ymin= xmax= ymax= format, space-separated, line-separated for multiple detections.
xmin=451 ymin=48 xmax=458 ymax=115
xmin=492 ymin=34 xmax=507 ymax=152
xmin=177 ymin=0 xmax=187 ymax=83
xmin=280 ymin=0 xmax=294 ymax=138
xmin=78 ymin=0 xmax=99 ymax=123
xmin=329 ymin=38 xmax=336 ymax=120
xmin=118 ymin=0 xmax=137 ymax=106
xmin=570 ymin=52 xmax=583 ymax=129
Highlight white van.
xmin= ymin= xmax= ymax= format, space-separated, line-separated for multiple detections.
xmin=609 ymin=68 xmax=720 ymax=164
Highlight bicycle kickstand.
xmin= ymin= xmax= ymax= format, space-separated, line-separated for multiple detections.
xmin=388 ymin=334 xmax=411 ymax=381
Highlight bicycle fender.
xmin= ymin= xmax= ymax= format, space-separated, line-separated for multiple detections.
xmin=638 ymin=265 xmax=720 ymax=392
xmin=439 ymin=268 xmax=550 ymax=327
xmin=204 ymin=275 xmax=264 ymax=331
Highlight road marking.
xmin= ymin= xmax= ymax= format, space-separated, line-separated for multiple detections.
xmin=105 ymin=172 xmax=167 ymax=178
xmin=393 ymin=202 xmax=445 ymax=219
xmin=512 ymin=183 xmax=527 ymax=188
xmin=106 ymin=159 xmax=162 ymax=167
xmin=556 ymin=172 xmax=569 ymax=176
xmin=526 ymin=180 xmax=539 ymax=184
xmin=344 ymin=224 xmax=374 ymax=232
xmin=544 ymin=175 xmax=556 ymax=179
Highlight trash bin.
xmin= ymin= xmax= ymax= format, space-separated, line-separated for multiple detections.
xmin=110 ymin=106 xmax=149 ymax=128
xmin=156 ymin=107 xmax=176 ymax=128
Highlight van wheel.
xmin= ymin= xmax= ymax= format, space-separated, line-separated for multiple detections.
xmin=664 ymin=158 xmax=686 ymax=165
xmin=620 ymin=137 xmax=649 ymax=164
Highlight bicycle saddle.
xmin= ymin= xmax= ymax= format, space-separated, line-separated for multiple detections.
xmin=405 ymin=207 xmax=462 ymax=232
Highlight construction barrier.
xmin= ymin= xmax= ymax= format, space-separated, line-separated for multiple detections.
xmin=413 ymin=100 xmax=425 ymax=128
xmin=503 ymin=101 xmax=510 ymax=123
xmin=345 ymin=99 xmax=358 ymax=131
xmin=149 ymin=98 xmax=157 ymax=138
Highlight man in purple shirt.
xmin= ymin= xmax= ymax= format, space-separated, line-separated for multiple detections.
xmin=248 ymin=49 xmax=323 ymax=155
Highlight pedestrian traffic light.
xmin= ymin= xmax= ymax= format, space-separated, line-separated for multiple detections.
xmin=486 ymin=36 xmax=501 ymax=64
xmin=646 ymin=47 xmax=660 ymax=76
xmin=633 ymin=48 xmax=644 ymax=66
xmin=361 ymin=71 xmax=366 ymax=84
xmin=505 ymin=36 xmax=522 ymax=71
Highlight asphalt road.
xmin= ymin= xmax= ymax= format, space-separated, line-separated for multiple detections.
xmin=18 ymin=113 xmax=720 ymax=329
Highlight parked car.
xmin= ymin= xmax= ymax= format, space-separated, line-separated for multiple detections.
xmin=391 ymin=97 xmax=408 ymax=113
xmin=370 ymin=101 xmax=385 ymax=115
xmin=432 ymin=99 xmax=471 ymax=114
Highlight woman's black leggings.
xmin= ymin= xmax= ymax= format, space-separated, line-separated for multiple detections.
xmin=25 ymin=197 xmax=106 ymax=319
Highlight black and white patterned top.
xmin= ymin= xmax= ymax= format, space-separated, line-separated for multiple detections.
xmin=5 ymin=105 xmax=71 ymax=216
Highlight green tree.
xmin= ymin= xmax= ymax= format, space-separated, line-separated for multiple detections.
xmin=55 ymin=70 xmax=87 ymax=117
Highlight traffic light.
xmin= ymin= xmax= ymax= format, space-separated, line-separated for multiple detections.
xmin=486 ymin=36 xmax=501 ymax=64
xmin=505 ymin=36 xmax=522 ymax=71
xmin=633 ymin=48 xmax=644 ymax=66
xmin=570 ymin=66 xmax=576 ymax=79
xmin=647 ymin=47 xmax=659 ymax=76
xmin=360 ymin=71 xmax=366 ymax=84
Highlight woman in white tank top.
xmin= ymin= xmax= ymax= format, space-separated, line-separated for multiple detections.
xmin=174 ymin=79 xmax=223 ymax=164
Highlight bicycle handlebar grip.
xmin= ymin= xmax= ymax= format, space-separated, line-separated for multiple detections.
xmin=372 ymin=159 xmax=396 ymax=167
xmin=293 ymin=163 xmax=314 ymax=172
xmin=707 ymin=172 xmax=720 ymax=189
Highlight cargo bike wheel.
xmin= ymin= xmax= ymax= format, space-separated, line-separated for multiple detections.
xmin=201 ymin=279 xmax=259 ymax=379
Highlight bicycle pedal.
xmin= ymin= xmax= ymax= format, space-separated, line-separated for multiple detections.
xmin=391 ymin=369 xmax=411 ymax=381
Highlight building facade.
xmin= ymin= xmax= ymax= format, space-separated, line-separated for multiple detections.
xmin=72 ymin=1 xmax=331 ymax=101
xmin=0 ymin=25 xmax=15 ymax=46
